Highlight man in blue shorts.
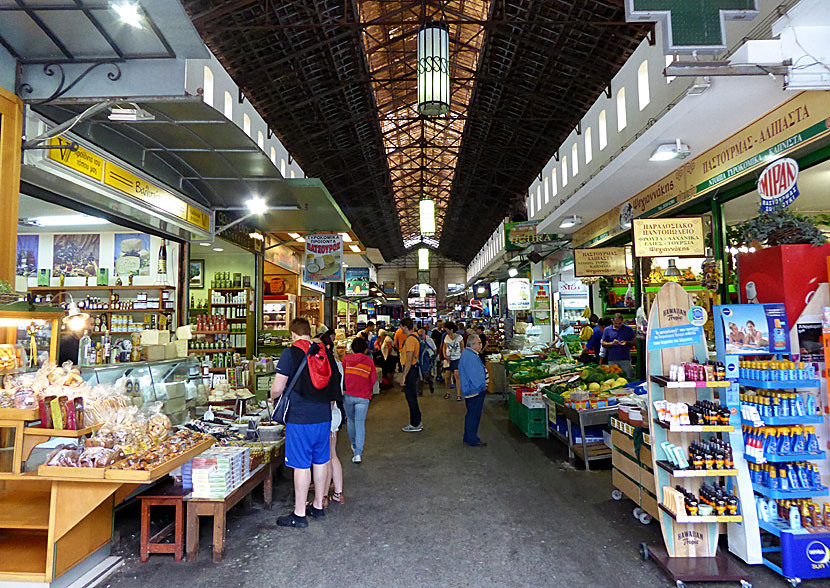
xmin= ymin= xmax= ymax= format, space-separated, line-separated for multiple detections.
xmin=271 ymin=317 xmax=341 ymax=528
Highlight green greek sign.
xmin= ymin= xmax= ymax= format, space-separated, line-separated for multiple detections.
xmin=627 ymin=0 xmax=758 ymax=52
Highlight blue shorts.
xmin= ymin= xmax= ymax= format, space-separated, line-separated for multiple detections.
xmin=285 ymin=421 xmax=331 ymax=469
xmin=447 ymin=359 xmax=460 ymax=371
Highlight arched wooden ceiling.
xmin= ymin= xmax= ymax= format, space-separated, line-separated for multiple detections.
xmin=184 ymin=0 xmax=650 ymax=264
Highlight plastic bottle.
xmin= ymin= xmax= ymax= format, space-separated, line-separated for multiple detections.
xmin=806 ymin=394 xmax=817 ymax=416
xmin=787 ymin=465 xmax=800 ymax=489
xmin=792 ymin=427 xmax=807 ymax=453
xmin=78 ymin=330 xmax=91 ymax=366
xmin=790 ymin=504 xmax=802 ymax=529
xmin=806 ymin=427 xmax=820 ymax=453
xmin=773 ymin=319 xmax=787 ymax=349
xmin=811 ymin=464 xmax=822 ymax=488
xmin=778 ymin=428 xmax=792 ymax=455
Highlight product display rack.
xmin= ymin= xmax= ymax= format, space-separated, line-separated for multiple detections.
xmin=208 ymin=288 xmax=254 ymax=358
xmin=713 ymin=304 xmax=830 ymax=587
xmin=643 ymin=283 xmax=753 ymax=587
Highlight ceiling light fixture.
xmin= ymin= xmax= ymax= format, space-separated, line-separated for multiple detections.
xmin=287 ymin=232 xmax=301 ymax=239
xmin=199 ymin=242 xmax=212 ymax=246
xmin=112 ymin=2 xmax=143 ymax=28
xmin=108 ymin=105 xmax=154 ymax=122
xmin=249 ymin=232 xmax=264 ymax=241
xmin=29 ymin=215 xmax=108 ymax=226
xmin=419 ymin=197 xmax=436 ymax=236
xmin=212 ymin=247 xmax=224 ymax=252
xmin=296 ymin=237 xmax=305 ymax=243
xmin=417 ymin=22 xmax=450 ymax=116
xmin=245 ymin=197 xmax=268 ymax=215
xmin=559 ymin=215 xmax=583 ymax=229
xmin=349 ymin=244 xmax=361 ymax=253
xmin=341 ymin=233 xmax=352 ymax=242
xmin=650 ymin=139 xmax=691 ymax=162
xmin=418 ymin=247 xmax=429 ymax=271
xmin=508 ymin=267 xmax=519 ymax=277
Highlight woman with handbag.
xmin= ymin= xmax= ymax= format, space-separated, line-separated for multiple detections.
xmin=441 ymin=321 xmax=465 ymax=401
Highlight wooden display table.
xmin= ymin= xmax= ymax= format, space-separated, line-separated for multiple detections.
xmin=185 ymin=456 xmax=281 ymax=563
xmin=0 ymin=407 xmax=213 ymax=585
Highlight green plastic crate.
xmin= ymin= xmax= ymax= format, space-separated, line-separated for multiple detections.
xmin=508 ymin=395 xmax=547 ymax=438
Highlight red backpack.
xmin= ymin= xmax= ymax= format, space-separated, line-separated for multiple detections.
xmin=292 ymin=339 xmax=332 ymax=389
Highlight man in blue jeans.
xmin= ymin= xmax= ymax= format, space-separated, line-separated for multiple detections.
xmin=271 ymin=317 xmax=340 ymax=528
xmin=459 ymin=334 xmax=487 ymax=447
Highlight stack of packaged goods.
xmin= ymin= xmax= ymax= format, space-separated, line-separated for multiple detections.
xmin=191 ymin=459 xmax=232 ymax=498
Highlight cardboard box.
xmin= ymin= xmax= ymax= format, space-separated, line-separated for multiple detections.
xmin=141 ymin=330 xmax=170 ymax=346
xmin=142 ymin=345 xmax=166 ymax=361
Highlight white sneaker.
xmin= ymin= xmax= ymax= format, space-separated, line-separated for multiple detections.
xmin=351 ymin=445 xmax=356 ymax=455
xmin=402 ymin=424 xmax=423 ymax=432
xmin=352 ymin=454 xmax=362 ymax=463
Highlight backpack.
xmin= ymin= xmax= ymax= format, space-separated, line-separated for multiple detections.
xmin=405 ymin=334 xmax=425 ymax=374
xmin=419 ymin=338 xmax=436 ymax=376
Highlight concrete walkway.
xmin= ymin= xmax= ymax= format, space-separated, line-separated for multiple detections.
xmin=107 ymin=384 xmax=794 ymax=588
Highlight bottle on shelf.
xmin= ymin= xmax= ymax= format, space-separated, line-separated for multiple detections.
xmin=102 ymin=331 xmax=112 ymax=364
xmin=78 ymin=330 xmax=91 ymax=366
xmin=158 ymin=239 xmax=168 ymax=275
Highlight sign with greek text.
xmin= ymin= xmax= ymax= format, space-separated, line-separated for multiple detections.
xmin=303 ymin=234 xmax=343 ymax=282
xmin=758 ymin=157 xmax=799 ymax=211
xmin=633 ymin=217 xmax=705 ymax=258
xmin=574 ymin=247 xmax=627 ymax=277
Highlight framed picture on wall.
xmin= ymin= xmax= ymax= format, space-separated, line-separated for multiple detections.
xmin=189 ymin=259 xmax=204 ymax=289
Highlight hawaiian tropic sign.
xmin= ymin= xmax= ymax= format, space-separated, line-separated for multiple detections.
xmin=626 ymin=0 xmax=758 ymax=53
xmin=757 ymin=158 xmax=799 ymax=211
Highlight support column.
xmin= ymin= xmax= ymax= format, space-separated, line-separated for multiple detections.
xmin=0 ymin=87 xmax=22 ymax=284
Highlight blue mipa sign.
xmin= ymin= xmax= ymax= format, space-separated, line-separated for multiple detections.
xmin=625 ymin=0 xmax=759 ymax=53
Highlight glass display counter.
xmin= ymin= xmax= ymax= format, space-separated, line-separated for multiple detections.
xmin=79 ymin=357 xmax=200 ymax=423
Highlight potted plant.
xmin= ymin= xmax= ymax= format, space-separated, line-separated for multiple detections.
xmin=732 ymin=208 xmax=830 ymax=323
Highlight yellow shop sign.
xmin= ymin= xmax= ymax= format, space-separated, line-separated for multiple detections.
xmin=632 ymin=217 xmax=705 ymax=258
xmin=48 ymin=137 xmax=104 ymax=181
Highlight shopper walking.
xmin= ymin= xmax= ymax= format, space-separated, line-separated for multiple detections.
xmin=398 ymin=318 xmax=423 ymax=432
xmin=460 ymin=334 xmax=487 ymax=447
xmin=342 ymin=337 xmax=376 ymax=463
xmin=376 ymin=329 xmax=396 ymax=387
xmin=442 ymin=321 xmax=464 ymax=400
xmin=601 ymin=313 xmax=636 ymax=377
xmin=431 ymin=320 xmax=445 ymax=382
xmin=359 ymin=321 xmax=376 ymax=350
xmin=418 ymin=327 xmax=436 ymax=395
xmin=271 ymin=318 xmax=342 ymax=528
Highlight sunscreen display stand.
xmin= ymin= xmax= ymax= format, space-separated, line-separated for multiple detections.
xmin=642 ymin=283 xmax=752 ymax=587
xmin=715 ymin=304 xmax=830 ymax=587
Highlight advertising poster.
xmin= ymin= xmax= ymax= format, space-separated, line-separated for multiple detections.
xmin=345 ymin=267 xmax=370 ymax=297
xmin=53 ymin=234 xmax=100 ymax=278
xmin=632 ymin=217 xmax=705 ymax=257
xmin=16 ymin=234 xmax=38 ymax=277
xmin=114 ymin=233 xmax=150 ymax=277
xmin=506 ymin=278 xmax=531 ymax=311
xmin=716 ymin=304 xmax=790 ymax=355
xmin=573 ymin=247 xmax=627 ymax=277
xmin=533 ymin=281 xmax=551 ymax=325
xmin=303 ymin=233 xmax=343 ymax=282
xmin=796 ymin=323 xmax=823 ymax=362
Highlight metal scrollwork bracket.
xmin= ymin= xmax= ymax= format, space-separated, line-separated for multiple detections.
xmin=17 ymin=61 xmax=123 ymax=105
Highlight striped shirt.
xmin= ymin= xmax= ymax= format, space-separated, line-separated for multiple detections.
xmin=342 ymin=352 xmax=378 ymax=399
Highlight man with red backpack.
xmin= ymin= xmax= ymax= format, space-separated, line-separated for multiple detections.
xmin=271 ymin=318 xmax=342 ymax=528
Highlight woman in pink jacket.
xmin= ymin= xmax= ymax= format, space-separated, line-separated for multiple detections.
xmin=342 ymin=337 xmax=377 ymax=463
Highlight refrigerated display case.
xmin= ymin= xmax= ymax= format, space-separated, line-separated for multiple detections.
xmin=263 ymin=295 xmax=296 ymax=331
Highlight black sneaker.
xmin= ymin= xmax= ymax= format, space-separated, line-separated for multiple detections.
xmin=277 ymin=512 xmax=308 ymax=528
xmin=307 ymin=505 xmax=325 ymax=518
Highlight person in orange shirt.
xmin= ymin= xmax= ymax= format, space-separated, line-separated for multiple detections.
xmin=397 ymin=318 xmax=422 ymax=432
xmin=393 ymin=324 xmax=407 ymax=374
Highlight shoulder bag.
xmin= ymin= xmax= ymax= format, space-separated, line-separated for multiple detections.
xmin=271 ymin=352 xmax=309 ymax=425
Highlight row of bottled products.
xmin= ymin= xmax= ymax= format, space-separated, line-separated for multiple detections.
xmin=211 ymin=272 xmax=248 ymax=289
xmin=757 ymin=497 xmax=830 ymax=529
xmin=84 ymin=313 xmax=172 ymax=333
xmin=205 ymin=351 xmax=235 ymax=369
xmin=742 ymin=425 xmax=821 ymax=458
xmin=739 ymin=360 xmax=816 ymax=381
xmin=77 ymin=331 xmax=142 ymax=365
xmin=749 ymin=461 xmax=824 ymax=491
xmin=189 ymin=339 xmax=231 ymax=350
xmin=741 ymin=390 xmax=819 ymax=418
xmin=211 ymin=290 xmax=247 ymax=304
xmin=213 ymin=305 xmax=247 ymax=319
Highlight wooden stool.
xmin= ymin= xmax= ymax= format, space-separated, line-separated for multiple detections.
xmin=140 ymin=490 xmax=187 ymax=562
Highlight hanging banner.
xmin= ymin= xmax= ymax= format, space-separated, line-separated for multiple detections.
xmin=758 ymin=157 xmax=799 ymax=211
xmin=303 ymin=233 xmax=343 ymax=282
xmin=504 ymin=221 xmax=557 ymax=250
xmin=506 ymin=278 xmax=531 ymax=310
xmin=632 ymin=217 xmax=706 ymax=258
xmin=573 ymin=247 xmax=627 ymax=277
xmin=345 ymin=267 xmax=370 ymax=297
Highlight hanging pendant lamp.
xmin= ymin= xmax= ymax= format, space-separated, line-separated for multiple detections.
xmin=417 ymin=22 xmax=450 ymax=116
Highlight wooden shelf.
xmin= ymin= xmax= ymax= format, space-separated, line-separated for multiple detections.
xmin=0 ymin=408 xmax=39 ymax=420
xmin=650 ymin=376 xmax=731 ymax=388
xmin=29 ymin=286 xmax=175 ymax=292
xmin=653 ymin=419 xmax=734 ymax=433
xmin=191 ymin=330 xmax=230 ymax=335
xmin=82 ymin=308 xmax=171 ymax=313
xmin=659 ymin=503 xmax=742 ymax=524
xmin=0 ymin=530 xmax=48 ymax=577
xmin=189 ymin=348 xmax=233 ymax=354
xmin=210 ymin=303 xmax=246 ymax=307
xmin=0 ymin=492 xmax=50 ymax=529
xmin=23 ymin=424 xmax=101 ymax=438
xmin=656 ymin=460 xmax=739 ymax=478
